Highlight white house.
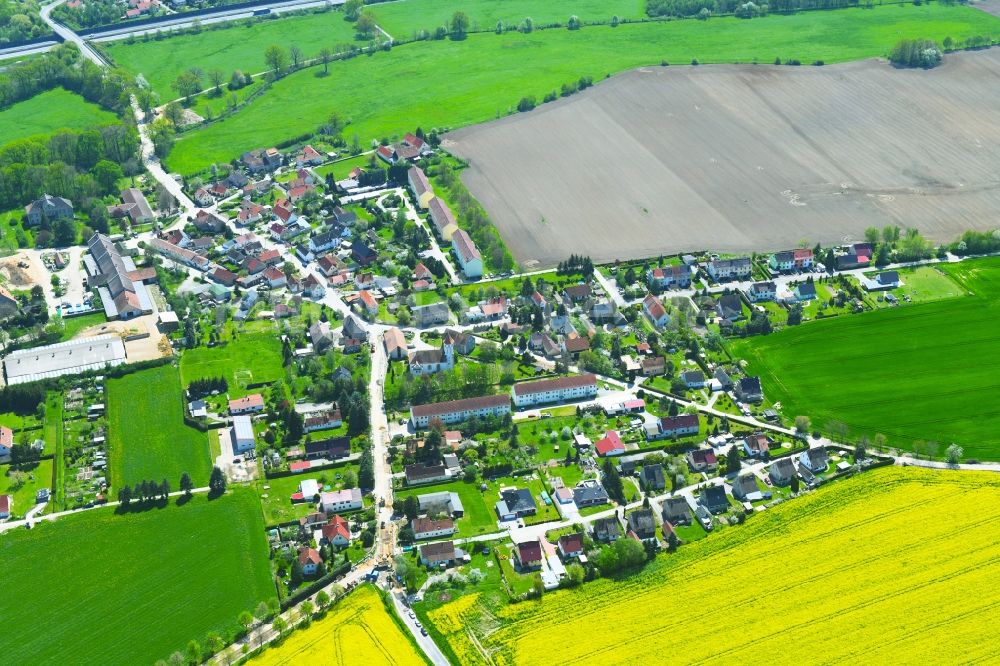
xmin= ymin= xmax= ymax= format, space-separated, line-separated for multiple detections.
xmin=451 ymin=229 xmax=483 ymax=278
xmin=408 ymin=340 xmax=454 ymax=376
xmin=642 ymin=293 xmax=669 ymax=328
xmin=230 ymin=415 xmax=255 ymax=453
xmin=747 ymin=282 xmax=777 ymax=302
xmin=412 ymin=517 xmax=456 ymax=540
xmin=319 ymin=487 xmax=363 ymax=513
xmin=228 ymin=393 xmax=264 ymax=415
xmin=511 ymin=374 xmax=598 ymax=408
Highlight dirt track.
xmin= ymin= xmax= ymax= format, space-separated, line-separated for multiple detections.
xmin=444 ymin=51 xmax=1000 ymax=267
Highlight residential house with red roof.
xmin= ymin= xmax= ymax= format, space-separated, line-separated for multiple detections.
xmin=595 ymin=430 xmax=626 ymax=457
xmin=643 ymin=293 xmax=669 ymax=328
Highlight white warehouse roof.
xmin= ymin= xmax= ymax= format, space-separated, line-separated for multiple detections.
xmin=3 ymin=334 xmax=127 ymax=385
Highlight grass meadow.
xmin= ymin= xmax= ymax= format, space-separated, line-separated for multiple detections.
xmin=249 ymin=586 xmax=427 ymax=665
xmin=162 ymin=3 xmax=1000 ymax=174
xmin=179 ymin=332 xmax=284 ymax=396
xmin=731 ymin=258 xmax=1000 ymax=458
xmin=395 ymin=478 xmax=499 ymax=536
xmin=107 ymin=365 xmax=212 ymax=488
xmin=370 ymin=0 xmax=645 ymax=39
xmin=104 ymin=10 xmax=362 ymax=98
xmin=422 ymin=467 xmax=1000 ymax=664
xmin=0 ymin=87 xmax=118 ymax=143
xmin=0 ymin=490 xmax=275 ymax=665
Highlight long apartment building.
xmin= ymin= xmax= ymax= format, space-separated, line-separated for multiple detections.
xmin=410 ymin=394 xmax=511 ymax=428
xmin=511 ymin=373 xmax=598 ymax=408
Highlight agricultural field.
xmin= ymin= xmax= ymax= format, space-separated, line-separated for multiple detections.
xmin=0 ymin=490 xmax=275 ymax=665
xmin=249 ymin=586 xmax=427 ymax=665
xmin=423 ymin=467 xmax=1000 ymax=664
xmin=731 ymin=258 xmax=1000 ymax=459
xmin=0 ymin=87 xmax=118 ymax=143
xmin=104 ymin=10 xmax=362 ymax=99
xmin=447 ymin=48 xmax=1000 ymax=266
xmin=164 ymin=3 xmax=1000 ymax=174
xmin=370 ymin=0 xmax=645 ymax=39
xmin=106 ymin=365 xmax=212 ymax=488
xmin=179 ymin=332 xmax=284 ymax=396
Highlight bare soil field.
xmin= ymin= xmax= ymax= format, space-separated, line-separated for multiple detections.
xmin=444 ymin=51 xmax=1000 ymax=267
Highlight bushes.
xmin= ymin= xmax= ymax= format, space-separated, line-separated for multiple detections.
xmin=888 ymin=39 xmax=942 ymax=68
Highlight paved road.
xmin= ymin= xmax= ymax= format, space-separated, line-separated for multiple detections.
xmin=39 ymin=0 xmax=108 ymax=66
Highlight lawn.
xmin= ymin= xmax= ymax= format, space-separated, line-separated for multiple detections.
xmin=107 ymin=365 xmax=212 ymax=488
xmin=0 ymin=88 xmax=118 ymax=143
xmin=424 ymin=467 xmax=1000 ymax=664
xmin=880 ymin=265 xmax=964 ymax=305
xmin=0 ymin=490 xmax=275 ymax=665
xmin=104 ymin=10 xmax=362 ymax=99
xmin=396 ymin=478 xmax=499 ymax=536
xmin=258 ymin=465 xmax=361 ymax=526
xmin=165 ymin=3 xmax=1000 ymax=174
xmin=179 ymin=333 xmax=284 ymax=396
xmin=0 ymin=458 xmax=53 ymax=519
xmin=249 ymin=586 xmax=427 ymax=665
xmin=56 ymin=312 xmax=107 ymax=341
xmin=371 ymin=0 xmax=645 ymax=39
xmin=730 ymin=268 xmax=1000 ymax=458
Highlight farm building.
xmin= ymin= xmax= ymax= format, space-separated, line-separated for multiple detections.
xmin=2 ymin=335 xmax=127 ymax=385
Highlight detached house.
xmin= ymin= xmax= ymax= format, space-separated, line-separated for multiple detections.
xmin=661 ymin=496 xmax=692 ymax=526
xmin=699 ymin=485 xmax=729 ymax=514
xmin=592 ymin=516 xmax=621 ymax=542
xmin=799 ymin=446 xmax=829 ymax=473
xmin=742 ymin=433 xmax=771 ymax=459
xmin=25 ymin=193 xmax=74 ymax=226
xmin=627 ymin=508 xmax=657 ymax=542
xmin=320 ymin=515 xmax=351 ymax=546
xmin=558 ymin=533 xmax=585 ymax=559
xmin=748 ymin=281 xmax=777 ymax=302
xmin=643 ymin=293 xmax=669 ymax=328
xmin=769 ymin=457 xmax=796 ymax=486
xmin=412 ymin=517 xmax=456 ymax=540
xmin=687 ymin=448 xmax=718 ymax=472
xmin=735 ymin=376 xmax=764 ymax=403
xmin=451 ymin=229 xmax=483 ymax=279
xmin=383 ymin=327 xmax=407 ymax=360
xmin=420 ymin=541 xmax=457 ymax=568
xmin=513 ymin=540 xmax=544 ymax=571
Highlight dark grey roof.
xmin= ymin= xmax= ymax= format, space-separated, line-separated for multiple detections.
xmin=500 ymin=488 xmax=536 ymax=514
xmin=639 ymin=463 xmax=666 ymax=489
xmin=573 ymin=484 xmax=609 ymax=505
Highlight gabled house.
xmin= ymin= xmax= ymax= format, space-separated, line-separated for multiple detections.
xmin=514 ymin=540 xmax=544 ymax=570
xmin=799 ymin=446 xmax=829 ymax=473
xmin=298 ymin=547 xmax=323 ymax=576
xmin=592 ymin=516 xmax=621 ymax=542
xmin=558 ymin=533 xmax=585 ymax=559
xmin=412 ymin=517 xmax=456 ymax=540
xmin=428 ymin=197 xmax=459 ymax=241
xmin=643 ymin=293 xmax=669 ymax=328
xmin=25 ymin=193 xmax=73 ymax=226
xmin=295 ymin=144 xmax=324 ymax=167
xmin=735 ymin=376 xmax=764 ymax=403
xmin=443 ymin=329 xmax=475 ymax=355
xmin=769 ymin=248 xmax=814 ymax=272
xmin=742 ymin=433 xmax=771 ymax=459
xmin=716 ymin=293 xmax=743 ymax=321
xmin=699 ymin=485 xmax=729 ymax=514
xmin=769 ymin=457 xmax=796 ymax=486
xmin=419 ymin=541 xmax=456 ymax=568
xmin=748 ymin=282 xmax=777 ymax=302
xmin=573 ymin=482 xmax=610 ymax=508
xmin=408 ymin=344 xmax=454 ymax=376
xmin=320 ymin=515 xmax=351 ymax=546
xmin=687 ymin=448 xmax=718 ymax=472
xmin=594 ymin=430 xmax=626 ymax=457
xmin=639 ymin=463 xmax=666 ymax=492
xmin=383 ymin=327 xmax=407 ymax=360
xmin=413 ymin=302 xmax=450 ymax=327
xmin=405 ymin=463 xmax=450 ymax=486
xmin=352 ymin=241 xmax=377 ymax=266
xmin=408 ymin=166 xmax=434 ymax=209
xmin=732 ymin=474 xmax=765 ymax=502
xmin=682 ymin=370 xmax=706 ymax=388
xmin=650 ymin=414 xmax=700 ymax=440
xmin=627 ymin=508 xmax=657 ymax=542
xmin=794 ymin=281 xmax=817 ymax=301
xmin=562 ymin=284 xmax=592 ymax=304
xmin=451 ymin=229 xmax=483 ymax=278
xmin=661 ymin=496 xmax=691 ymax=526
xmin=640 ymin=356 xmax=666 ymax=377
xmin=495 ymin=487 xmax=537 ymax=520
xmin=193 ymin=210 xmax=226 ymax=233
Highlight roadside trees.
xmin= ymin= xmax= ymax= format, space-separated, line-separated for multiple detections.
xmin=946 ymin=444 xmax=963 ymax=465
xmin=264 ymin=45 xmax=289 ymax=79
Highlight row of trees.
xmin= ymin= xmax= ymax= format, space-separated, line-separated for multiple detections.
xmin=187 ymin=376 xmax=229 ymax=397
xmin=647 ymin=0 xmax=856 ymax=18
xmin=0 ymin=44 xmax=131 ymax=113
xmin=888 ymin=39 xmax=942 ymax=69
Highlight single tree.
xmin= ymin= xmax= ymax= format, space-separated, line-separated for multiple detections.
xmin=209 ymin=466 xmax=227 ymax=496
xmin=318 ymin=47 xmax=333 ymax=74
xmin=186 ymin=640 xmax=201 ymax=665
xmin=946 ymin=443 xmax=963 ymax=465
xmin=264 ymin=45 xmax=289 ymax=79
xmin=179 ymin=471 xmax=194 ymax=498
xmin=790 ymin=474 xmax=800 ymax=493
xmin=450 ymin=10 xmax=470 ymax=38
xmin=209 ymin=69 xmax=224 ymax=96
xmin=316 ymin=590 xmax=331 ymax=608
xmin=289 ymin=44 xmax=303 ymax=69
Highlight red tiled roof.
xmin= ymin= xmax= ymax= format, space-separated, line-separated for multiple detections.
xmin=595 ymin=430 xmax=625 ymax=456
xmin=517 ymin=540 xmax=543 ymax=563
xmin=411 ymin=394 xmax=509 ymax=418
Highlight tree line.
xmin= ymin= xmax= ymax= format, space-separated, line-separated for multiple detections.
xmin=187 ymin=376 xmax=229 ymax=397
xmin=0 ymin=43 xmax=131 ymax=114
xmin=646 ymin=0 xmax=858 ymax=18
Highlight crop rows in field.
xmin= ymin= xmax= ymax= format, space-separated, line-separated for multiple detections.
xmin=427 ymin=468 xmax=1000 ymax=664
xmin=0 ymin=490 xmax=275 ymax=665
xmin=250 ymin=586 xmax=426 ymax=665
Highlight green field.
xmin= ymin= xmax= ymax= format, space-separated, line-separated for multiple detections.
xmin=371 ymin=0 xmax=645 ymax=39
xmin=0 ymin=490 xmax=275 ymax=665
xmin=164 ymin=3 xmax=1000 ymax=174
xmin=107 ymin=365 xmax=212 ymax=488
xmin=105 ymin=10 xmax=363 ymax=99
xmin=179 ymin=333 xmax=284 ymax=396
xmin=0 ymin=88 xmax=118 ymax=143
xmin=731 ymin=258 xmax=1000 ymax=459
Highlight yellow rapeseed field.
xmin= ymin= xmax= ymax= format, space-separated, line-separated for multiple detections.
xmin=252 ymin=586 xmax=426 ymax=665
xmin=427 ymin=467 xmax=1000 ymax=664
